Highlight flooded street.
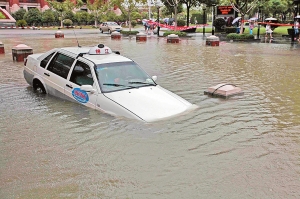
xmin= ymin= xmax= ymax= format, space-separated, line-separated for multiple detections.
xmin=0 ymin=29 xmax=300 ymax=198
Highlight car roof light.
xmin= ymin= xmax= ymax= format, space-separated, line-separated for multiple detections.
xmin=89 ymin=44 xmax=112 ymax=55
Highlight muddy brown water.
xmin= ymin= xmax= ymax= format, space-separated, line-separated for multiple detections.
xmin=0 ymin=29 xmax=299 ymax=198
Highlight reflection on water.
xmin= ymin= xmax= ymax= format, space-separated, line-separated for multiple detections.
xmin=0 ymin=32 xmax=300 ymax=199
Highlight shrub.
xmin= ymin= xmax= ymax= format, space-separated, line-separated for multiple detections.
xmin=131 ymin=20 xmax=137 ymax=27
xmin=16 ymin=19 xmax=27 ymax=27
xmin=213 ymin=18 xmax=226 ymax=32
xmin=120 ymin=30 xmax=139 ymax=35
xmin=63 ymin=19 xmax=73 ymax=27
xmin=177 ymin=19 xmax=186 ymax=26
xmin=224 ymin=27 xmax=237 ymax=33
xmin=163 ymin=31 xmax=187 ymax=37
xmin=226 ymin=33 xmax=255 ymax=40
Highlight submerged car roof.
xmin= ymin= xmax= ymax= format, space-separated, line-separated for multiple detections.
xmin=59 ymin=45 xmax=132 ymax=65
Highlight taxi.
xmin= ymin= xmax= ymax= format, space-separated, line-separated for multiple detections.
xmin=23 ymin=44 xmax=196 ymax=122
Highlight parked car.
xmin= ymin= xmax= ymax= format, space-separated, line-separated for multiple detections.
xmin=23 ymin=44 xmax=196 ymax=122
xmin=99 ymin=22 xmax=122 ymax=34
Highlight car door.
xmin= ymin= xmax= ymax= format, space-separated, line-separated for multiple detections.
xmin=65 ymin=59 xmax=99 ymax=109
xmin=102 ymin=22 xmax=108 ymax=32
xmin=44 ymin=52 xmax=75 ymax=99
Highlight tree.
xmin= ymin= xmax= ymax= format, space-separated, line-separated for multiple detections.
xmin=46 ymin=0 xmax=83 ymax=28
xmin=86 ymin=0 xmax=110 ymax=27
xmin=41 ymin=9 xmax=55 ymax=26
xmin=229 ymin=0 xmax=260 ymax=34
xmin=163 ymin=0 xmax=181 ymax=30
xmin=12 ymin=8 xmax=26 ymax=21
xmin=180 ymin=0 xmax=199 ymax=27
xmin=113 ymin=0 xmax=147 ymax=31
xmin=24 ymin=8 xmax=42 ymax=26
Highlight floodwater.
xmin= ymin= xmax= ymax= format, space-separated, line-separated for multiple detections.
xmin=0 ymin=29 xmax=300 ymax=199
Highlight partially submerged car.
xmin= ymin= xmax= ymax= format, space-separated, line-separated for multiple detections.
xmin=99 ymin=22 xmax=122 ymax=34
xmin=23 ymin=44 xmax=196 ymax=122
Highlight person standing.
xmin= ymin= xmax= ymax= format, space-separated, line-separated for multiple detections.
xmin=265 ymin=21 xmax=273 ymax=39
xmin=294 ymin=19 xmax=299 ymax=41
xmin=249 ymin=20 xmax=254 ymax=35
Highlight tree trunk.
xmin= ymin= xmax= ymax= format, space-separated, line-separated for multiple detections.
xmin=240 ymin=15 xmax=244 ymax=34
xmin=186 ymin=5 xmax=190 ymax=27
xmin=174 ymin=5 xmax=178 ymax=31
xmin=128 ymin=11 xmax=132 ymax=32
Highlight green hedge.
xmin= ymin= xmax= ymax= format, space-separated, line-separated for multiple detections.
xmin=163 ymin=31 xmax=187 ymax=37
xmin=120 ymin=30 xmax=139 ymax=35
xmin=224 ymin=27 xmax=237 ymax=33
xmin=226 ymin=33 xmax=255 ymax=40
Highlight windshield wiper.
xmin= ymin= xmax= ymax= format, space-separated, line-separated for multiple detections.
xmin=128 ymin=81 xmax=155 ymax=86
xmin=103 ymin=83 xmax=136 ymax=88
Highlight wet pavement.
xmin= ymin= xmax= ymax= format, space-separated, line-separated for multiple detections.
xmin=0 ymin=29 xmax=300 ymax=199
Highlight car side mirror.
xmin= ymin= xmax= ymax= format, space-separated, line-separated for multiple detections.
xmin=80 ymin=85 xmax=96 ymax=94
xmin=152 ymin=76 xmax=157 ymax=81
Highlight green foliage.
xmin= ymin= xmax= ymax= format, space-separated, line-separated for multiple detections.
xmin=213 ymin=17 xmax=226 ymax=31
xmin=177 ymin=19 xmax=185 ymax=26
xmin=131 ymin=12 xmax=141 ymax=21
xmin=75 ymin=11 xmax=89 ymax=25
xmin=16 ymin=19 xmax=27 ymax=27
xmin=190 ymin=14 xmax=203 ymax=24
xmin=226 ymin=33 xmax=255 ymax=40
xmin=225 ymin=27 xmax=237 ymax=33
xmin=12 ymin=8 xmax=26 ymax=20
xmin=131 ymin=20 xmax=137 ymax=27
xmin=163 ymin=31 xmax=187 ymax=37
xmin=63 ymin=19 xmax=73 ymax=26
xmin=120 ymin=30 xmax=139 ymax=35
xmin=42 ymin=10 xmax=55 ymax=24
xmin=64 ymin=11 xmax=75 ymax=22
xmin=23 ymin=8 xmax=42 ymax=26
xmin=0 ymin=12 xmax=5 ymax=19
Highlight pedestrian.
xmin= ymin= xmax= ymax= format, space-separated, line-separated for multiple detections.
xmin=236 ymin=19 xmax=241 ymax=33
xmin=265 ymin=21 xmax=273 ymax=39
xmin=294 ymin=19 xmax=299 ymax=41
xmin=249 ymin=20 xmax=254 ymax=35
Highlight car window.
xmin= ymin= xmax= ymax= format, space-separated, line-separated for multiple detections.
xmin=47 ymin=53 xmax=75 ymax=79
xmin=97 ymin=61 xmax=155 ymax=93
xmin=70 ymin=61 xmax=94 ymax=86
xmin=109 ymin=22 xmax=118 ymax=26
xmin=40 ymin=52 xmax=55 ymax=68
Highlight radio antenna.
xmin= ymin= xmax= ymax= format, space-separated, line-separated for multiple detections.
xmin=73 ymin=30 xmax=81 ymax=47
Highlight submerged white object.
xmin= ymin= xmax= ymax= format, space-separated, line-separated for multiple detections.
xmin=23 ymin=44 xmax=196 ymax=122
xmin=204 ymin=83 xmax=243 ymax=99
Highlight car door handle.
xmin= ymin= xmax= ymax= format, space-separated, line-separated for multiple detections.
xmin=44 ymin=72 xmax=50 ymax=76
xmin=66 ymin=84 xmax=73 ymax=89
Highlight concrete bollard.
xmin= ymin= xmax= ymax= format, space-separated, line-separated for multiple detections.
xmin=111 ymin=31 xmax=121 ymax=39
xmin=206 ymin=35 xmax=220 ymax=46
xmin=167 ymin=34 xmax=180 ymax=43
xmin=12 ymin=44 xmax=33 ymax=62
xmin=136 ymin=33 xmax=147 ymax=42
xmin=0 ymin=41 xmax=4 ymax=54
xmin=55 ymin=30 xmax=64 ymax=38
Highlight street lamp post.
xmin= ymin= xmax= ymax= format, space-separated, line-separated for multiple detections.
xmin=203 ymin=4 xmax=206 ymax=37
xmin=211 ymin=3 xmax=216 ymax=35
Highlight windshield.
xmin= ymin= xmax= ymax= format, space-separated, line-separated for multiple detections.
xmin=108 ymin=22 xmax=118 ymax=26
xmin=96 ymin=61 xmax=156 ymax=93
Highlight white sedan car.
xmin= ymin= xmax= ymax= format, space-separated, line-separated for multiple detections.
xmin=23 ymin=44 xmax=196 ymax=122
xmin=99 ymin=22 xmax=122 ymax=34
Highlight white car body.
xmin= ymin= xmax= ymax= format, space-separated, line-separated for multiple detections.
xmin=99 ymin=22 xmax=122 ymax=34
xmin=23 ymin=44 xmax=197 ymax=122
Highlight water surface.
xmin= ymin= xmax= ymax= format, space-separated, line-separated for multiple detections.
xmin=0 ymin=30 xmax=299 ymax=198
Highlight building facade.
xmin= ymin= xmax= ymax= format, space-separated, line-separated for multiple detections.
xmin=0 ymin=0 xmax=50 ymax=13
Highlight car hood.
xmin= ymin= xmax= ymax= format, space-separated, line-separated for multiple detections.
xmin=104 ymin=85 xmax=196 ymax=122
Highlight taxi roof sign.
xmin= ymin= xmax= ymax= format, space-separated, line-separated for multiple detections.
xmin=89 ymin=44 xmax=112 ymax=55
